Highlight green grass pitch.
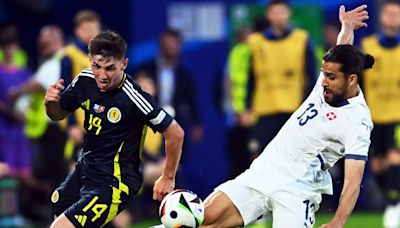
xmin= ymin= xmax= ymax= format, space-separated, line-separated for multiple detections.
xmin=132 ymin=212 xmax=383 ymax=228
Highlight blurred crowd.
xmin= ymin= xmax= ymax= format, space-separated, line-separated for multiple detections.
xmin=0 ymin=0 xmax=399 ymax=227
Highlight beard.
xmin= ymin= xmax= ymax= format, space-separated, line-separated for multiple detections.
xmin=323 ymin=87 xmax=347 ymax=107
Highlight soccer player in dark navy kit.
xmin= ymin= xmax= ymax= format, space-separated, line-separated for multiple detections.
xmin=45 ymin=31 xmax=184 ymax=228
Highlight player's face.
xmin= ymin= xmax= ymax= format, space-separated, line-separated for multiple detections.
xmin=160 ymin=35 xmax=181 ymax=59
xmin=380 ymin=3 xmax=400 ymax=33
xmin=266 ymin=4 xmax=291 ymax=30
xmin=38 ymin=30 xmax=53 ymax=58
xmin=89 ymin=54 xmax=128 ymax=92
xmin=321 ymin=61 xmax=350 ymax=106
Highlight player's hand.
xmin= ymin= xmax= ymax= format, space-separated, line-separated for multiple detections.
xmin=339 ymin=5 xmax=369 ymax=30
xmin=238 ymin=110 xmax=254 ymax=127
xmin=153 ymin=174 xmax=175 ymax=201
xmin=44 ymin=79 xmax=65 ymax=105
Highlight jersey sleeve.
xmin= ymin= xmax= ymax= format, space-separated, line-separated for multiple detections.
xmin=339 ymin=116 xmax=372 ymax=161
xmin=59 ymin=75 xmax=82 ymax=112
xmin=125 ymin=80 xmax=173 ymax=132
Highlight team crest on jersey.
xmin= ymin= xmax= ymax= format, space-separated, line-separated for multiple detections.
xmin=107 ymin=107 xmax=121 ymax=123
xmin=94 ymin=104 xmax=105 ymax=113
xmin=51 ymin=190 xmax=59 ymax=203
xmin=326 ymin=112 xmax=337 ymax=121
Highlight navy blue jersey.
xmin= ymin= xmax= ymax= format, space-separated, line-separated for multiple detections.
xmin=59 ymin=68 xmax=173 ymax=195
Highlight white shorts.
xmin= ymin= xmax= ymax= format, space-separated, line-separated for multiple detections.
xmin=215 ymin=179 xmax=322 ymax=228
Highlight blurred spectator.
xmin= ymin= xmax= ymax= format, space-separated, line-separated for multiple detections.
xmin=0 ymin=22 xmax=31 ymax=227
xmin=315 ymin=22 xmax=341 ymax=62
xmin=0 ymin=22 xmax=28 ymax=68
xmin=135 ymin=28 xmax=203 ymax=144
xmin=324 ymin=22 xmax=341 ymax=50
xmin=360 ymin=1 xmax=400 ymax=227
xmin=226 ymin=27 xmax=253 ymax=178
xmin=60 ymin=10 xmax=101 ymax=167
xmin=242 ymin=0 xmax=316 ymax=158
xmin=9 ymin=25 xmax=68 ymax=225
xmin=0 ymin=22 xmax=31 ymax=179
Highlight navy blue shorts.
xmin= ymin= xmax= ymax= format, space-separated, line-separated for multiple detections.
xmin=51 ymin=163 xmax=131 ymax=227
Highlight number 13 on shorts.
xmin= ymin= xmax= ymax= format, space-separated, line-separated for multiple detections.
xmin=303 ymin=199 xmax=315 ymax=227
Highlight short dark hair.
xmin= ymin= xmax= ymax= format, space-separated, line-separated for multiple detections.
xmin=88 ymin=30 xmax=127 ymax=60
xmin=160 ymin=28 xmax=182 ymax=42
xmin=267 ymin=0 xmax=290 ymax=9
xmin=323 ymin=45 xmax=374 ymax=79
xmin=74 ymin=10 xmax=101 ymax=28
xmin=0 ymin=22 xmax=19 ymax=47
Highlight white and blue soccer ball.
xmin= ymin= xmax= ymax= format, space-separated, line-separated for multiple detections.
xmin=159 ymin=189 xmax=204 ymax=228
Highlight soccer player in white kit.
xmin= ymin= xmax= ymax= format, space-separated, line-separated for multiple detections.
xmin=201 ymin=5 xmax=373 ymax=228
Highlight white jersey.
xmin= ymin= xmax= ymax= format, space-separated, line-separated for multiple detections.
xmin=239 ymin=72 xmax=373 ymax=195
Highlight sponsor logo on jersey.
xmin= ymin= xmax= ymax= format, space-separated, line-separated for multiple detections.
xmin=107 ymin=107 xmax=121 ymax=123
xmin=94 ymin=104 xmax=105 ymax=113
xmin=326 ymin=112 xmax=337 ymax=121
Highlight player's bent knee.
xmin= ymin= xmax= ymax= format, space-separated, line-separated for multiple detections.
xmin=201 ymin=190 xmax=244 ymax=228
xmin=202 ymin=207 xmax=219 ymax=226
xmin=202 ymin=191 xmax=224 ymax=225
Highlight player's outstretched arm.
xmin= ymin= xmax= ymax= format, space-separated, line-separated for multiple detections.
xmin=336 ymin=5 xmax=369 ymax=45
xmin=153 ymin=119 xmax=184 ymax=201
xmin=44 ymin=79 xmax=70 ymax=121
xmin=320 ymin=159 xmax=366 ymax=228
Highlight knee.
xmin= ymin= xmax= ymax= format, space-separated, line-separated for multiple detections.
xmin=201 ymin=190 xmax=244 ymax=228
xmin=202 ymin=208 xmax=218 ymax=227
xmin=201 ymin=200 xmax=224 ymax=227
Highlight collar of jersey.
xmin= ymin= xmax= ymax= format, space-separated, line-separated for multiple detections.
xmin=320 ymin=86 xmax=364 ymax=108
xmin=117 ymin=73 xmax=127 ymax=89
xmin=335 ymin=87 xmax=365 ymax=107
xmin=263 ymin=26 xmax=294 ymax=40
xmin=74 ymin=40 xmax=88 ymax=53
xmin=333 ymin=99 xmax=349 ymax=107
xmin=378 ymin=32 xmax=400 ymax=48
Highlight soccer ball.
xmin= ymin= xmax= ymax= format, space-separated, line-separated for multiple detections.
xmin=159 ymin=189 xmax=204 ymax=228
